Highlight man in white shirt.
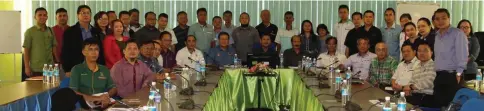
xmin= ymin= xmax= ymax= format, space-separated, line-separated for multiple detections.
xmin=157 ymin=13 xmax=178 ymax=49
xmin=317 ymin=37 xmax=347 ymax=74
xmin=176 ymin=35 xmax=205 ymax=69
xmin=333 ymin=5 xmax=354 ymax=54
xmin=392 ymin=44 xmax=417 ymax=91
xmin=341 ymin=37 xmax=376 ymax=79
xmin=275 ymin=11 xmax=299 ymax=53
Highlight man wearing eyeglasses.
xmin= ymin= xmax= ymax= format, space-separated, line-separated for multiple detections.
xmin=158 ymin=31 xmax=177 ymax=72
xmin=62 ymin=5 xmax=105 ymax=77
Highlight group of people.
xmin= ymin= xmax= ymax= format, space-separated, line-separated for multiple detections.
xmin=23 ymin=4 xmax=479 ymax=109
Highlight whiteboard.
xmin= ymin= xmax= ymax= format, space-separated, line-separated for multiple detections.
xmin=396 ymin=2 xmax=440 ymax=26
xmin=0 ymin=11 xmax=21 ymax=53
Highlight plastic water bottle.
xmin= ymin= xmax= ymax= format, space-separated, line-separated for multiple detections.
xmin=42 ymin=64 xmax=48 ymax=83
xmin=383 ymin=96 xmax=392 ymax=111
xmin=329 ymin=64 xmax=334 ymax=78
xmin=341 ymin=80 xmax=349 ymax=105
xmin=47 ymin=64 xmax=54 ymax=84
xmin=200 ymin=60 xmax=206 ymax=80
xmin=164 ymin=73 xmax=172 ymax=98
xmin=476 ymin=69 xmax=482 ymax=91
xmin=335 ymin=69 xmax=342 ymax=90
xmin=346 ymin=67 xmax=352 ymax=83
xmin=397 ymin=92 xmax=407 ymax=111
xmin=147 ymin=82 xmax=157 ymax=111
xmin=279 ymin=53 xmax=284 ymax=68
xmin=181 ymin=68 xmax=190 ymax=89
xmin=155 ymin=89 xmax=162 ymax=110
xmin=233 ymin=54 xmax=238 ymax=68
xmin=53 ymin=64 xmax=60 ymax=84
xmin=195 ymin=61 xmax=201 ymax=81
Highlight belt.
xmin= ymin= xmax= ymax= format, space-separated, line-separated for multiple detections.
xmin=436 ymin=70 xmax=456 ymax=74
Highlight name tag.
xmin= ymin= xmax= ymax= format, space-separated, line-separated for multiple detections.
xmin=98 ymin=76 xmax=106 ymax=79
xmin=81 ymin=73 xmax=88 ymax=76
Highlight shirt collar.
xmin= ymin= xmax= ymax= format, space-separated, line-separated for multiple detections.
xmin=357 ymin=52 xmax=369 ymax=57
xmin=404 ymin=57 xmax=418 ymax=64
xmin=339 ymin=19 xmax=351 ymax=23
xmin=35 ymin=24 xmax=47 ymax=30
xmin=384 ymin=23 xmax=396 ymax=29
xmin=81 ymin=25 xmax=92 ymax=31
xmin=217 ymin=45 xmax=231 ymax=51
xmin=121 ymin=58 xmax=140 ymax=65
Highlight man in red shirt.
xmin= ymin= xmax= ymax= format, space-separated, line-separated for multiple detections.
xmin=52 ymin=8 xmax=68 ymax=64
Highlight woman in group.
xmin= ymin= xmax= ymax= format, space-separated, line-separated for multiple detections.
xmin=103 ymin=20 xmax=129 ymax=69
xmin=94 ymin=11 xmax=110 ymax=40
xmin=316 ymin=24 xmax=332 ymax=53
xmin=416 ymin=17 xmax=435 ymax=52
xmin=458 ymin=19 xmax=480 ymax=80
xmin=402 ymin=22 xmax=420 ymax=51
xmin=299 ymin=20 xmax=320 ymax=58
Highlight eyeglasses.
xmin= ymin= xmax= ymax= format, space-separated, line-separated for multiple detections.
xmin=460 ymin=26 xmax=471 ymax=29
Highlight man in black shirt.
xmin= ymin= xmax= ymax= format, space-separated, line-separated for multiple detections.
xmin=253 ymin=34 xmax=277 ymax=56
xmin=255 ymin=10 xmax=279 ymax=52
xmin=173 ymin=11 xmax=190 ymax=52
xmin=345 ymin=12 xmax=363 ymax=57
xmin=358 ymin=10 xmax=382 ymax=53
xmin=283 ymin=35 xmax=303 ymax=67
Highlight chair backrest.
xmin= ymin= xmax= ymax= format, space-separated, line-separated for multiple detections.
xmin=51 ymin=88 xmax=80 ymax=111
xmin=475 ymin=32 xmax=484 ymax=66
xmin=452 ymin=88 xmax=480 ymax=104
xmin=459 ymin=98 xmax=484 ymax=111
xmin=59 ymin=78 xmax=70 ymax=88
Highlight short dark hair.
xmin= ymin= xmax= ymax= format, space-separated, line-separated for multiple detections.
xmin=417 ymin=42 xmax=432 ymax=52
xmin=261 ymin=33 xmax=271 ymax=40
xmin=139 ymin=40 xmax=154 ymax=47
xmin=124 ymin=39 xmax=138 ymax=50
xmin=434 ymin=8 xmax=450 ymax=18
xmin=107 ymin=11 xmax=115 ymax=15
xmin=316 ymin=24 xmax=330 ymax=35
xmin=351 ymin=12 xmax=362 ymax=19
xmin=118 ymin=11 xmax=129 ymax=17
xmin=35 ymin=7 xmax=47 ymax=15
xmin=77 ymin=5 xmax=91 ymax=14
xmin=284 ymin=11 xmax=294 ymax=16
xmin=418 ymin=17 xmax=432 ymax=28
xmin=94 ymin=11 xmax=108 ymax=28
xmin=431 ymin=15 xmax=436 ymax=21
xmin=218 ymin=32 xmax=230 ymax=39
xmin=177 ymin=11 xmax=187 ymax=17
xmin=223 ymin=10 xmax=232 ymax=16
xmin=290 ymin=35 xmax=301 ymax=42
xmin=82 ymin=38 xmax=100 ymax=49
xmin=158 ymin=13 xmax=168 ymax=19
xmin=400 ymin=13 xmax=412 ymax=21
xmin=240 ymin=12 xmax=250 ymax=18
xmin=401 ymin=44 xmax=413 ymax=51
xmin=187 ymin=35 xmax=197 ymax=41
xmin=159 ymin=31 xmax=172 ymax=39
xmin=55 ymin=8 xmax=67 ymax=15
xmin=197 ymin=8 xmax=207 ymax=15
xmin=144 ymin=11 xmax=156 ymax=19
xmin=458 ymin=19 xmax=474 ymax=36
xmin=128 ymin=8 xmax=139 ymax=15
xmin=212 ymin=16 xmax=222 ymax=22
xmin=363 ymin=10 xmax=374 ymax=16
xmin=338 ymin=5 xmax=349 ymax=11
xmin=385 ymin=8 xmax=395 ymax=15
xmin=326 ymin=37 xmax=338 ymax=45
xmin=357 ymin=37 xmax=370 ymax=44
xmin=403 ymin=22 xmax=416 ymax=33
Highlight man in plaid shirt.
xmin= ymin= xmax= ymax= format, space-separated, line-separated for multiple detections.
xmin=369 ymin=42 xmax=399 ymax=87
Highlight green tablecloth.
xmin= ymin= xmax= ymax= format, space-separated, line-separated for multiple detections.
xmin=204 ymin=69 xmax=324 ymax=111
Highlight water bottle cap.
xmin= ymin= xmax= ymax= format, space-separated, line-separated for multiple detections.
xmin=44 ymin=64 xmax=48 ymax=66
xmin=400 ymin=92 xmax=405 ymax=96
xmin=151 ymin=82 xmax=156 ymax=85
xmin=165 ymin=73 xmax=169 ymax=76
xmin=335 ymin=69 xmax=340 ymax=73
xmin=343 ymin=80 xmax=347 ymax=83
xmin=49 ymin=64 xmax=53 ymax=66
xmin=385 ymin=96 xmax=390 ymax=100
xmin=54 ymin=64 xmax=58 ymax=66
xmin=347 ymin=67 xmax=351 ymax=70
xmin=479 ymin=69 xmax=482 ymax=72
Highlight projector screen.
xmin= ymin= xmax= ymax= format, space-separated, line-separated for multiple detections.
xmin=396 ymin=2 xmax=440 ymax=26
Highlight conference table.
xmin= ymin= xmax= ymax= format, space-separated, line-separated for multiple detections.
xmin=0 ymin=80 xmax=58 ymax=111
xmin=113 ymin=68 xmax=414 ymax=111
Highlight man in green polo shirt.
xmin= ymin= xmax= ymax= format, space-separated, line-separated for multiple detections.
xmin=69 ymin=38 xmax=117 ymax=108
xmin=23 ymin=7 xmax=58 ymax=77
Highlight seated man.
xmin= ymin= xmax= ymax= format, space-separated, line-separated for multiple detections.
xmin=341 ymin=37 xmax=377 ymax=80
xmin=392 ymin=44 xmax=418 ymax=91
xmin=207 ymin=32 xmax=236 ymax=67
xmin=403 ymin=43 xmax=437 ymax=107
xmin=176 ymin=35 xmax=205 ymax=69
xmin=283 ymin=35 xmax=304 ymax=67
xmin=317 ymin=37 xmax=347 ymax=72
xmin=252 ymin=33 xmax=277 ymax=55
xmin=69 ymin=38 xmax=116 ymax=108
xmin=110 ymin=39 xmax=157 ymax=98
xmin=159 ymin=31 xmax=177 ymax=72
xmin=138 ymin=40 xmax=163 ymax=73
xmin=369 ymin=42 xmax=398 ymax=87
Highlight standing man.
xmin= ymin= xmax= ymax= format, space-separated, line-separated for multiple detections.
xmin=129 ymin=8 xmax=142 ymax=32
xmin=255 ymin=10 xmax=279 ymax=52
xmin=222 ymin=10 xmax=236 ymax=37
xmin=358 ymin=10 xmax=383 ymax=53
xmin=232 ymin=12 xmax=260 ymax=65
xmin=134 ymin=12 xmax=158 ymax=43
xmin=188 ymin=8 xmax=214 ymax=53
xmin=173 ymin=11 xmax=190 ymax=52
xmin=275 ymin=11 xmax=299 ymax=53
xmin=213 ymin=16 xmax=234 ymax=46
xmin=118 ymin=11 xmax=131 ymax=37
xmin=53 ymin=8 xmax=68 ymax=64
xmin=341 ymin=38 xmax=377 ymax=80
xmin=157 ymin=13 xmax=178 ymax=50
xmin=433 ymin=8 xmax=468 ymax=107
xmin=345 ymin=12 xmax=363 ymax=57
xmin=334 ymin=5 xmax=354 ymax=54
xmin=369 ymin=42 xmax=398 ymax=87
xmin=107 ymin=11 xmax=116 ymax=25
xmin=23 ymin=7 xmax=58 ymax=77
xmin=380 ymin=8 xmax=402 ymax=60
xmin=62 ymin=5 xmax=105 ymax=77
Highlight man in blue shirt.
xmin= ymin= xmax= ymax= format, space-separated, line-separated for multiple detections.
xmin=433 ymin=8 xmax=469 ymax=107
xmin=207 ymin=32 xmax=236 ymax=68
xmin=380 ymin=8 xmax=402 ymax=60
